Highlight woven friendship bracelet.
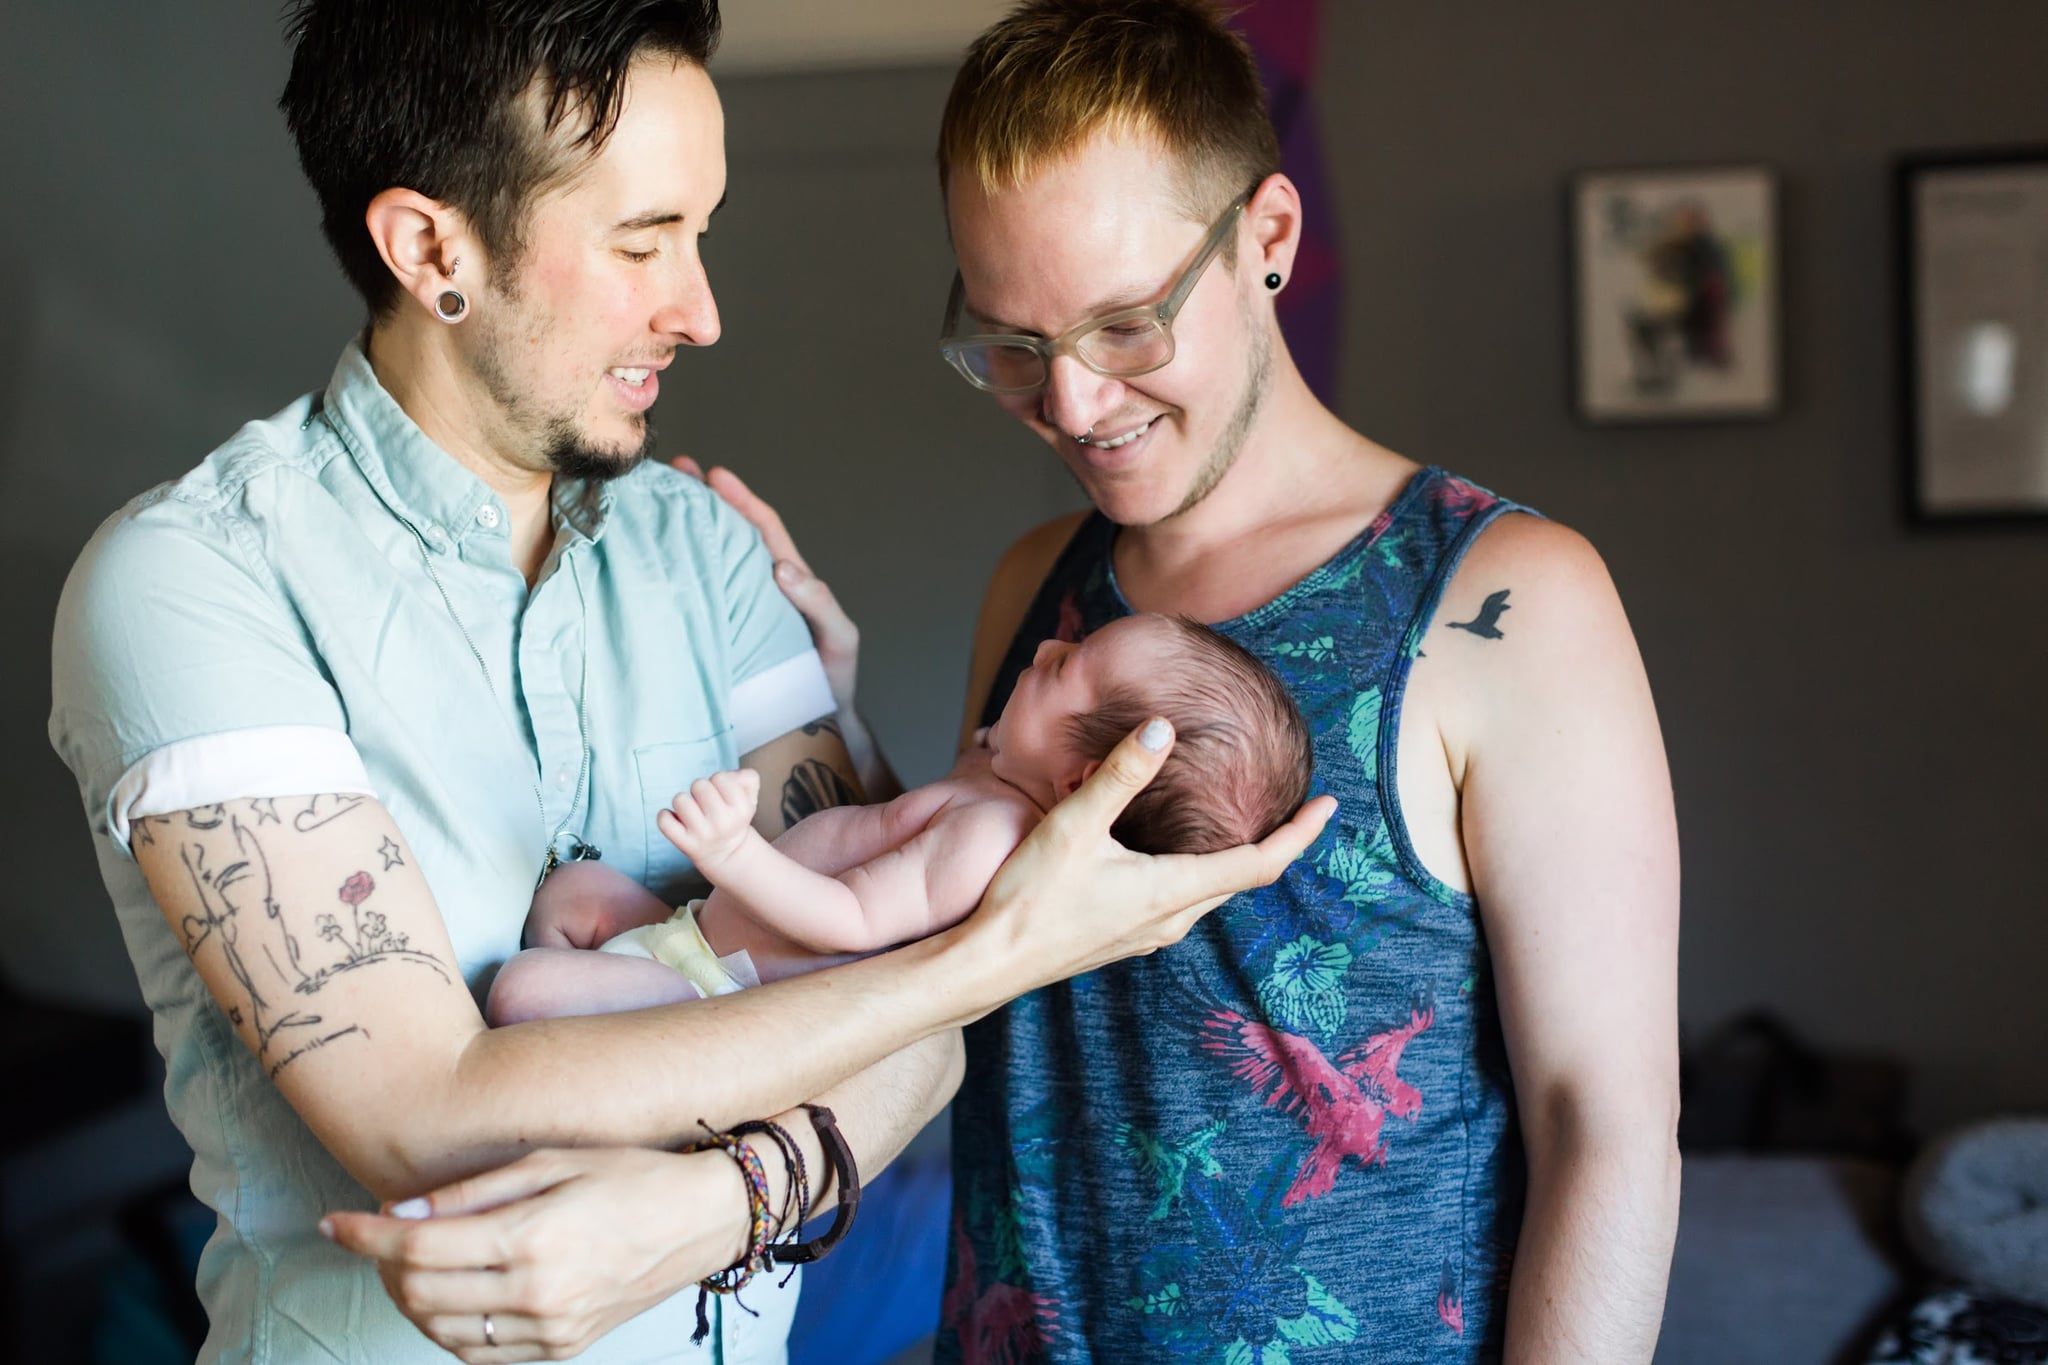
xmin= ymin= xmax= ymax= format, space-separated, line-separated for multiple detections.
xmin=684 ymin=1120 xmax=775 ymax=1344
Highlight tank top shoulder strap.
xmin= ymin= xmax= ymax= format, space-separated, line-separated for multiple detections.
xmin=1366 ymin=468 xmax=1531 ymax=670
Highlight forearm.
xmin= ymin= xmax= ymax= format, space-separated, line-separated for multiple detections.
xmin=1502 ymin=1108 xmax=1681 ymax=1364
xmin=758 ymin=1027 xmax=962 ymax=1224
xmin=400 ymin=931 xmax=994 ymax=1197
xmin=536 ymin=1023 xmax=958 ymax=1301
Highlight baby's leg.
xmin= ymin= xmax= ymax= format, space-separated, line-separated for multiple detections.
xmin=486 ymin=947 xmax=703 ymax=1026
xmin=524 ymin=858 xmax=676 ymax=949
xmin=493 ymin=861 xmax=701 ymax=1025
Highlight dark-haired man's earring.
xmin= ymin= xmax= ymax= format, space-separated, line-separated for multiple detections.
xmin=1264 ymin=272 xmax=1283 ymax=291
xmin=435 ymin=288 xmax=468 ymax=323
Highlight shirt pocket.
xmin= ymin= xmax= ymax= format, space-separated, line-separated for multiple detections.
xmin=635 ymin=729 xmax=736 ymax=904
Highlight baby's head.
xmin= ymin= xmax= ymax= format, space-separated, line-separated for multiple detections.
xmin=986 ymin=613 xmax=1313 ymax=854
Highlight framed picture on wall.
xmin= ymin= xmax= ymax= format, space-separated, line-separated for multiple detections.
xmin=1898 ymin=147 xmax=2048 ymax=523
xmin=1572 ymin=165 xmax=1780 ymax=423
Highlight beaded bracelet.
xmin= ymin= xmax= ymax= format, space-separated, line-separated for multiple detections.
xmin=733 ymin=1118 xmax=810 ymax=1284
xmin=684 ymin=1120 xmax=775 ymax=1344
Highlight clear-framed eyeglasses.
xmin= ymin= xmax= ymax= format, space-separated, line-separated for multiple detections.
xmin=937 ymin=195 xmax=1249 ymax=395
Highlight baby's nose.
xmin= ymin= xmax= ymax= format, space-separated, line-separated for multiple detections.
xmin=1033 ymin=638 xmax=1061 ymax=666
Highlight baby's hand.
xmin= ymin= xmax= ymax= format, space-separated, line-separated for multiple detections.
xmin=657 ymin=769 xmax=761 ymax=871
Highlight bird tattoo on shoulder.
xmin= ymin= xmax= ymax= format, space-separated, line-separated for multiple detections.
xmin=1447 ymin=588 xmax=1512 ymax=640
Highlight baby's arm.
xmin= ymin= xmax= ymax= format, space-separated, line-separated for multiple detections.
xmin=660 ymin=772 xmax=1027 ymax=954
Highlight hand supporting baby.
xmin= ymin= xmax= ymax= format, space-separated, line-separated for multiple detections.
xmin=656 ymin=768 xmax=764 ymax=876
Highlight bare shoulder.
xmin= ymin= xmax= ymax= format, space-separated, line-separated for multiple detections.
xmin=928 ymin=768 xmax=1041 ymax=842
xmin=959 ymin=510 xmax=1091 ymax=749
xmin=1429 ymin=512 xmax=1632 ymax=664
xmin=1417 ymin=511 xmax=1649 ymax=758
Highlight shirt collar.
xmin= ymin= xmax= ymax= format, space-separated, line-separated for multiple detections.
xmin=320 ymin=338 xmax=614 ymax=549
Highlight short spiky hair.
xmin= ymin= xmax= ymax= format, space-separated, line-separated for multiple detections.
xmin=938 ymin=0 xmax=1279 ymax=223
xmin=280 ymin=0 xmax=721 ymax=317
xmin=1064 ymin=616 xmax=1312 ymax=855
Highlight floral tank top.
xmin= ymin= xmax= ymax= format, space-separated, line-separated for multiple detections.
xmin=939 ymin=467 xmax=1530 ymax=1364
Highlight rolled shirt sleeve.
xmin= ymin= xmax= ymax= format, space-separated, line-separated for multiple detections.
xmin=50 ymin=493 xmax=361 ymax=856
xmin=703 ymin=483 xmax=834 ymax=752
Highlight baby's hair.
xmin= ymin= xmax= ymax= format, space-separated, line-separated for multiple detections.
xmin=1063 ymin=615 xmax=1313 ymax=854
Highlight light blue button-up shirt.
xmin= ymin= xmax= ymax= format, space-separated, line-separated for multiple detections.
xmin=50 ymin=341 xmax=831 ymax=1363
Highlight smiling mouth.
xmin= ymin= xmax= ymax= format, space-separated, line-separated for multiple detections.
xmin=1077 ymin=417 xmax=1157 ymax=450
xmin=609 ymin=367 xmax=653 ymax=387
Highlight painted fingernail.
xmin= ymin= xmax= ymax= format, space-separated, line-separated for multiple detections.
xmin=390 ymin=1198 xmax=431 ymax=1219
xmin=1139 ymin=718 xmax=1171 ymax=751
xmin=317 ymin=1217 xmax=335 ymax=1239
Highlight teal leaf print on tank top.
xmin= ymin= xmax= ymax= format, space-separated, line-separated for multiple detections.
xmin=1257 ymin=937 xmax=1353 ymax=1038
xmin=1345 ymin=688 xmax=1382 ymax=783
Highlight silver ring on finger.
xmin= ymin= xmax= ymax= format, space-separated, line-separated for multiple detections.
xmin=483 ymin=1312 xmax=496 ymax=1347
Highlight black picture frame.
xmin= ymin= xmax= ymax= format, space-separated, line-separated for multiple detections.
xmin=1897 ymin=146 xmax=2048 ymax=525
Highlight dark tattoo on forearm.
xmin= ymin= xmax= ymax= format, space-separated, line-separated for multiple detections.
xmin=165 ymin=796 xmax=449 ymax=1079
xmin=268 ymin=1024 xmax=368 ymax=1080
xmin=802 ymin=717 xmax=843 ymax=740
xmin=781 ymin=758 xmax=858 ymax=828
xmin=1447 ymin=588 xmax=1513 ymax=640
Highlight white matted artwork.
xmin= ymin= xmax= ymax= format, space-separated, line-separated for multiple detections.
xmin=1573 ymin=166 xmax=1779 ymax=422
xmin=1900 ymin=150 xmax=2048 ymax=522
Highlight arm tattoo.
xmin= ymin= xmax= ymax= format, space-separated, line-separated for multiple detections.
xmin=802 ymin=716 xmax=843 ymax=740
xmin=293 ymin=793 xmax=367 ymax=832
xmin=1446 ymin=588 xmax=1513 ymax=640
xmin=168 ymin=796 xmax=449 ymax=1079
xmin=781 ymin=758 xmax=858 ymax=828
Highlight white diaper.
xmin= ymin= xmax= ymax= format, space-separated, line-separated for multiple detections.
xmin=598 ymin=899 xmax=762 ymax=997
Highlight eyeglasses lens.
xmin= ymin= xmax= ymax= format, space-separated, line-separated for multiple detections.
xmin=1076 ymin=318 xmax=1172 ymax=375
xmin=966 ymin=344 xmax=1048 ymax=392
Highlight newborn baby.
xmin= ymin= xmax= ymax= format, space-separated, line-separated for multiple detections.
xmin=487 ymin=613 xmax=1313 ymax=1023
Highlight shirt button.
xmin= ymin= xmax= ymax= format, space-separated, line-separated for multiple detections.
xmin=476 ymin=504 xmax=502 ymax=530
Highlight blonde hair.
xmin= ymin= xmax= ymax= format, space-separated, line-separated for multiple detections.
xmin=938 ymin=0 xmax=1280 ymax=225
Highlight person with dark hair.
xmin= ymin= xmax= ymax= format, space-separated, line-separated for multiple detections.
xmin=486 ymin=614 xmax=1314 ymax=1024
xmin=45 ymin=2 xmax=1330 ymax=1360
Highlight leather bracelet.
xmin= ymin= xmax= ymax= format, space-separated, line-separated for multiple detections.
xmin=766 ymin=1103 xmax=860 ymax=1265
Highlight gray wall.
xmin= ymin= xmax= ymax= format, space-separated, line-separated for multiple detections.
xmin=1320 ymin=0 xmax=2048 ymax=1130
xmin=4 ymin=1 xmax=2043 ymax=1148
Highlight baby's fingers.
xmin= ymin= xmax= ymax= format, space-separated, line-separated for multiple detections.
xmin=710 ymin=769 xmax=759 ymax=808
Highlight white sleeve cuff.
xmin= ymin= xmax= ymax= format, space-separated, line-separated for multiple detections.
xmin=730 ymin=650 xmax=835 ymax=755
xmin=109 ymin=725 xmax=376 ymax=852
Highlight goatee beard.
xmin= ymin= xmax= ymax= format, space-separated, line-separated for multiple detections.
xmin=545 ymin=418 xmax=658 ymax=483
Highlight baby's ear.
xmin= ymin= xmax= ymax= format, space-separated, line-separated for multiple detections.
xmin=1057 ymin=757 xmax=1104 ymax=801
